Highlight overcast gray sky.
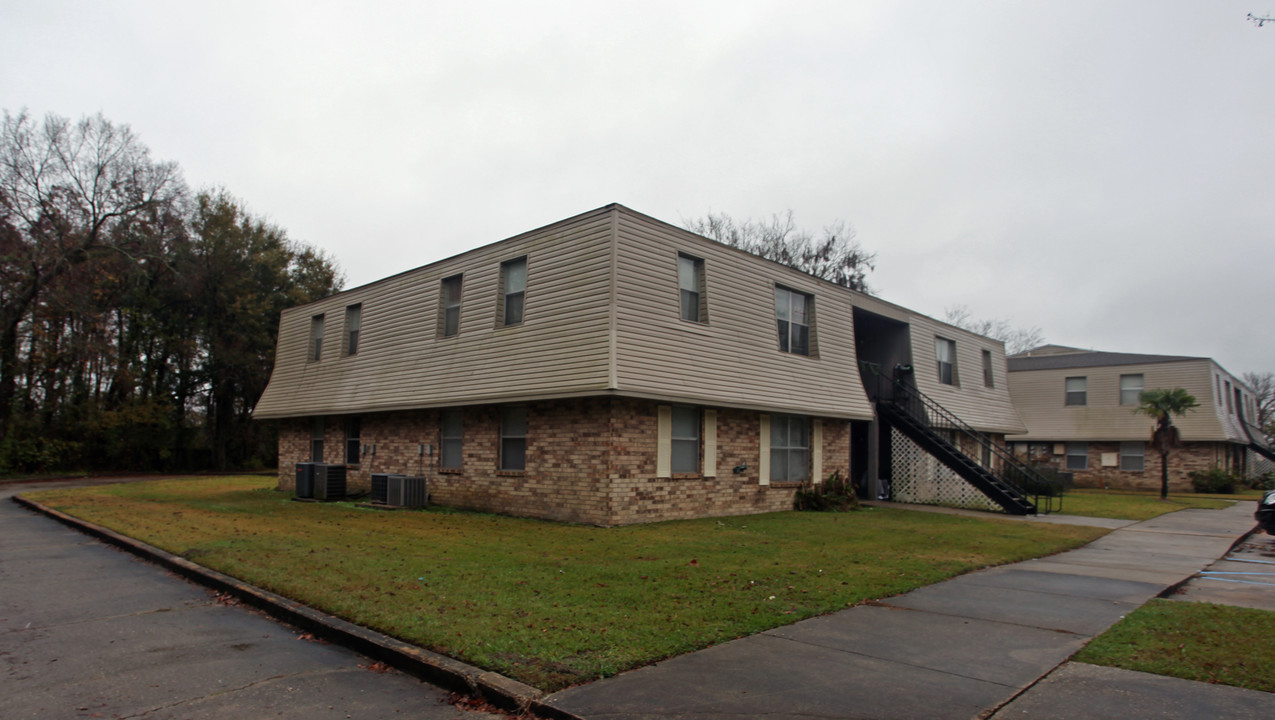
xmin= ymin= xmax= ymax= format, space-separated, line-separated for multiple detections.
xmin=3 ymin=1 xmax=1272 ymax=376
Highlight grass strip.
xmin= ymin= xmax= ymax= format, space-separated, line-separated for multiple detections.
xmin=29 ymin=476 xmax=1106 ymax=691
xmin=1057 ymin=489 xmax=1242 ymax=521
xmin=1075 ymin=599 xmax=1275 ymax=693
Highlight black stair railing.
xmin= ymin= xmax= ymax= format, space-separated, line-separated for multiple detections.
xmin=885 ymin=376 xmax=1062 ymax=515
xmin=1241 ymin=420 xmax=1275 ymax=463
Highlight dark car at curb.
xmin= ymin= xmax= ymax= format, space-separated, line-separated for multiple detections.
xmin=1257 ymin=490 xmax=1275 ymax=535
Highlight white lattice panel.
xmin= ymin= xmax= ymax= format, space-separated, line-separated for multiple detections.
xmin=890 ymin=428 xmax=998 ymax=512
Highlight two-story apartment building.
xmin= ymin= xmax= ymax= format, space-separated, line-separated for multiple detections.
xmin=1006 ymin=345 xmax=1271 ymax=491
xmin=254 ymin=204 xmax=1027 ymax=525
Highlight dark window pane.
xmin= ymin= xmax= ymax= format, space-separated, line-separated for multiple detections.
xmin=505 ymin=292 xmax=524 ymax=325
xmin=681 ymin=289 xmax=699 ymax=322
xmin=770 ymin=451 xmax=788 ymax=483
xmin=792 ymin=324 xmax=809 ymax=356
xmin=501 ymin=439 xmax=526 ymax=470
xmin=441 ymin=440 xmax=462 ymax=469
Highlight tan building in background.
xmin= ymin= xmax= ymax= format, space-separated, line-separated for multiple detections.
xmin=1006 ymin=345 xmax=1272 ymax=491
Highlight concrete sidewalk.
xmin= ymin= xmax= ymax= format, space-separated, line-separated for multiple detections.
xmin=543 ymin=502 xmax=1269 ymax=720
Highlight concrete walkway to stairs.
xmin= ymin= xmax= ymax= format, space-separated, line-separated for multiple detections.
xmin=543 ymin=501 xmax=1272 ymax=720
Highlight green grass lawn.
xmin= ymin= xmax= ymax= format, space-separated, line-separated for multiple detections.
xmin=28 ymin=476 xmax=1107 ymax=691
xmin=1075 ymin=599 xmax=1275 ymax=693
xmin=1056 ymin=488 xmax=1247 ymax=521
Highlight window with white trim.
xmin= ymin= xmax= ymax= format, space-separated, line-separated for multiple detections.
xmin=1065 ymin=377 xmax=1087 ymax=406
xmin=774 ymin=286 xmax=812 ymax=356
xmin=309 ymin=315 xmax=324 ymax=362
xmin=982 ymin=349 xmax=994 ymax=388
xmin=1119 ymin=442 xmax=1145 ymax=471
xmin=671 ymin=406 xmax=701 ymax=473
xmin=935 ymin=337 xmax=957 ymax=385
xmin=1065 ymin=442 xmax=1087 ymax=470
xmin=500 ymin=257 xmax=527 ymax=326
xmin=770 ymin=414 xmax=811 ymax=483
xmin=440 ymin=274 xmax=462 ymax=337
xmin=1119 ymin=374 xmax=1143 ymax=406
xmin=678 ymin=254 xmax=706 ymax=323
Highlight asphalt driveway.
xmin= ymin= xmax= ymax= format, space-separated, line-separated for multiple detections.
xmin=0 ymin=481 xmax=497 ymax=720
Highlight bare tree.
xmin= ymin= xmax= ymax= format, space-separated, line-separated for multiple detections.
xmin=1248 ymin=13 xmax=1274 ymax=26
xmin=684 ymin=210 xmax=875 ymax=293
xmin=1242 ymin=371 xmax=1275 ymax=444
xmin=943 ymin=305 xmax=1045 ymax=356
xmin=0 ymin=110 xmax=183 ymax=441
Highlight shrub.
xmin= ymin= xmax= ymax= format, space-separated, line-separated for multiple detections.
xmin=1246 ymin=472 xmax=1275 ymax=492
xmin=1189 ymin=467 xmax=1238 ymax=494
xmin=793 ymin=470 xmax=861 ymax=511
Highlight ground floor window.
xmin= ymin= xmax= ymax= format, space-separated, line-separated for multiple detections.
xmin=345 ymin=417 xmax=361 ymax=464
xmin=1119 ymin=441 xmax=1145 ymax=471
xmin=770 ymin=414 xmax=811 ymax=483
xmin=1065 ymin=442 xmax=1087 ymax=470
xmin=500 ymin=405 xmax=527 ymax=471
xmin=310 ymin=418 xmax=324 ymax=462
xmin=671 ymin=406 xmax=701 ymax=474
xmin=440 ymin=408 xmax=462 ymax=470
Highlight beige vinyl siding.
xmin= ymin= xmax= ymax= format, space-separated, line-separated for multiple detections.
xmin=902 ymin=314 xmax=1025 ymax=434
xmin=1006 ymin=359 xmax=1238 ymax=442
xmin=848 ymin=291 xmax=1024 ymax=434
xmin=611 ymin=211 xmax=874 ymax=420
xmin=1213 ymin=362 xmax=1255 ymax=442
xmin=254 ymin=209 xmax=616 ymax=418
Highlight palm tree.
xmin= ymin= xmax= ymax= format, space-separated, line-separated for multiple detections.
xmin=1134 ymin=388 xmax=1200 ymax=500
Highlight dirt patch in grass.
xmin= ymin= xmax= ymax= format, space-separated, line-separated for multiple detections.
xmin=1075 ymin=599 xmax=1275 ymax=693
xmin=28 ymin=476 xmax=1107 ymax=691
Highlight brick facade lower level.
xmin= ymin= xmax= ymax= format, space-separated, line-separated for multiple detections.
xmin=1017 ymin=440 xmax=1248 ymax=492
xmin=277 ymin=397 xmax=851 ymax=526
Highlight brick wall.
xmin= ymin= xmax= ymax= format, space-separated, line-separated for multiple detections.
xmin=275 ymin=396 xmax=851 ymax=526
xmin=1023 ymin=440 xmax=1238 ymax=492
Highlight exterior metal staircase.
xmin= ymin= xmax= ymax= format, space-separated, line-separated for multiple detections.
xmin=1242 ymin=420 xmax=1275 ymax=463
xmin=878 ymin=376 xmax=1060 ymax=515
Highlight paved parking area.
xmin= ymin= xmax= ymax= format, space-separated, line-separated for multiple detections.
xmin=0 ymin=484 xmax=497 ymax=720
xmin=1170 ymin=528 xmax=1275 ymax=610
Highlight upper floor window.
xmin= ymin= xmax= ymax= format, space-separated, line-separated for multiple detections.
xmin=982 ymin=349 xmax=994 ymax=388
xmin=500 ymin=257 xmax=527 ymax=326
xmin=440 ymin=408 xmax=463 ymax=470
xmin=1225 ymin=381 xmax=1233 ymax=414
xmin=1119 ymin=374 xmax=1143 ymax=406
xmin=774 ymin=286 xmax=811 ymax=356
xmin=344 ymin=416 xmax=361 ymax=464
xmin=935 ymin=337 xmax=958 ymax=385
xmin=678 ymin=254 xmax=706 ymax=323
xmin=1065 ymin=377 xmax=1087 ymax=406
xmin=309 ymin=315 xmax=324 ymax=362
xmin=344 ymin=304 xmax=361 ymax=355
xmin=671 ymin=405 xmax=701 ymax=473
xmin=1216 ymin=375 xmax=1223 ymax=406
xmin=770 ymin=414 xmax=811 ymax=483
xmin=440 ymin=274 xmax=463 ymax=337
